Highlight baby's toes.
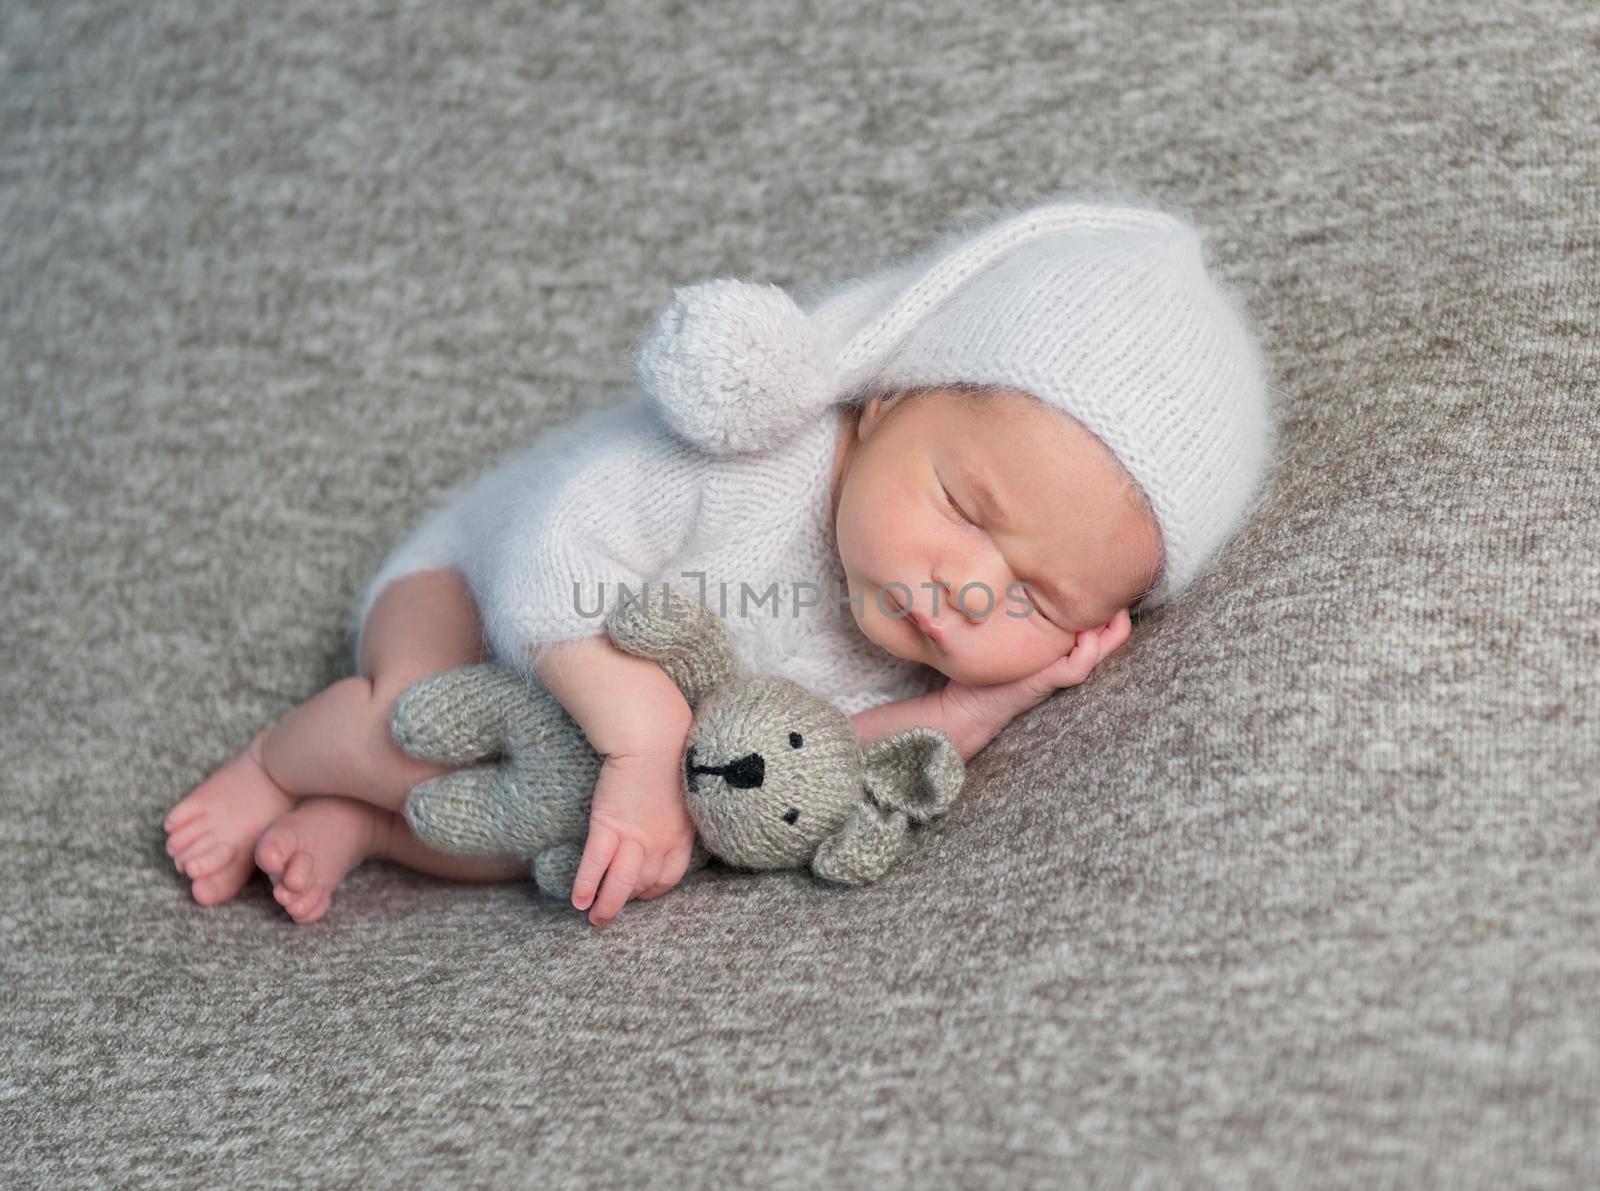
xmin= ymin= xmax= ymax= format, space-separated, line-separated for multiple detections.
xmin=191 ymin=866 xmax=248 ymax=907
xmin=285 ymin=886 xmax=332 ymax=925
xmin=163 ymin=798 xmax=206 ymax=834
xmin=253 ymin=830 xmax=289 ymax=880
xmin=182 ymin=842 xmax=237 ymax=881
xmin=165 ymin=821 xmax=209 ymax=858
xmin=281 ymin=850 xmax=315 ymax=894
xmin=171 ymin=832 xmax=220 ymax=871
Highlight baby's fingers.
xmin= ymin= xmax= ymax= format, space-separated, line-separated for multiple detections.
xmin=1057 ymin=628 xmax=1103 ymax=687
xmin=589 ymin=838 xmax=644 ymax=927
xmin=636 ymin=845 xmax=694 ymax=901
xmin=632 ymin=854 xmax=665 ymax=900
xmin=571 ymin=821 xmax=620 ymax=912
xmin=1099 ymin=608 xmax=1133 ymax=660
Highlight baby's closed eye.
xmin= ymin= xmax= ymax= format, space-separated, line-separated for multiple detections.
xmin=939 ymin=481 xmax=975 ymax=525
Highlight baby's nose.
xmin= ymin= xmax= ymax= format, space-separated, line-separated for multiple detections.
xmin=932 ymin=573 xmax=1002 ymax=622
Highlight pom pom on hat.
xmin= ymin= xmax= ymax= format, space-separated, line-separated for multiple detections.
xmin=629 ymin=279 xmax=837 ymax=455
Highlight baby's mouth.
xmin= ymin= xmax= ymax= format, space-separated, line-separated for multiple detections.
xmin=909 ymin=606 xmax=945 ymax=647
xmin=883 ymin=586 xmax=944 ymax=648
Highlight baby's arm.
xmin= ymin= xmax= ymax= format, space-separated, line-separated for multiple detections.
xmin=532 ymin=634 xmax=696 ymax=928
xmin=852 ymin=612 xmax=1133 ymax=758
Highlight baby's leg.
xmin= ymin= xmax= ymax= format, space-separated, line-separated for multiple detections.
xmin=254 ymin=797 xmax=525 ymax=924
xmin=165 ymin=568 xmax=508 ymax=908
xmin=259 ymin=567 xmax=495 ymax=814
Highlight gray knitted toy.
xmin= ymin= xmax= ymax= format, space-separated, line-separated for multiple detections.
xmin=389 ymin=582 xmax=966 ymax=901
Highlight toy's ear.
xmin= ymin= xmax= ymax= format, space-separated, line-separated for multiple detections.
xmin=605 ymin=582 xmax=739 ymax=707
xmin=809 ymin=799 xmax=903 ymax=887
xmin=861 ymin=727 xmax=966 ymax=822
xmin=809 ymin=730 xmax=965 ymax=886
xmin=629 ymin=279 xmax=839 ymax=455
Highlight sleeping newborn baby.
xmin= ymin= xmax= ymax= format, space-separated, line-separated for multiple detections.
xmin=163 ymin=197 xmax=1275 ymax=927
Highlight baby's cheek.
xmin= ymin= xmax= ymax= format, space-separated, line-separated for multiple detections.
xmin=856 ymin=600 xmax=922 ymax=665
xmin=937 ymin=622 xmax=1039 ymax=685
xmin=992 ymin=616 xmax=1075 ymax=679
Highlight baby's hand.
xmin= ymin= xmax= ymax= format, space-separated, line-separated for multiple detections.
xmin=572 ymin=739 xmax=698 ymax=928
xmin=942 ymin=608 xmax=1134 ymax=730
xmin=1020 ymin=607 xmax=1134 ymax=699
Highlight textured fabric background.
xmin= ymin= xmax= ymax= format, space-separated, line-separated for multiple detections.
xmin=3 ymin=2 xmax=1596 ymax=1186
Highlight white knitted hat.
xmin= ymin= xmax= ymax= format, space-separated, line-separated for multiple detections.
xmin=629 ymin=198 xmax=1275 ymax=612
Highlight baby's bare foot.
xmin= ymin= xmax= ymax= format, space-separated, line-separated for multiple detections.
xmin=254 ymin=796 xmax=382 ymax=924
xmin=165 ymin=730 xmax=293 ymax=907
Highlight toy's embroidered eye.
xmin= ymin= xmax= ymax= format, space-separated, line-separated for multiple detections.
xmin=789 ymin=732 xmax=802 ymax=748
xmin=782 ymin=808 xmax=800 ymax=825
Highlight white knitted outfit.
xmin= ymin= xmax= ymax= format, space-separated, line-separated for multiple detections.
xmin=345 ymin=394 xmax=945 ymax=717
xmin=348 ymin=196 xmax=1273 ymax=714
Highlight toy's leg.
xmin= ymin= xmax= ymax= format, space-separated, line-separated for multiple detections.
xmin=390 ymin=664 xmax=543 ymax=766
xmin=405 ymin=765 xmax=567 ymax=858
xmin=372 ymin=811 xmax=527 ymax=882
xmin=533 ymin=842 xmax=584 ymax=901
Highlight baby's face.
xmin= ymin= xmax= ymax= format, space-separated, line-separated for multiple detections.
xmin=831 ymin=387 xmax=1162 ymax=687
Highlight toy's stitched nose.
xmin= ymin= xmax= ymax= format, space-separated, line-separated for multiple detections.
xmin=685 ymin=746 xmax=765 ymax=791
xmin=719 ymin=751 xmax=765 ymax=789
